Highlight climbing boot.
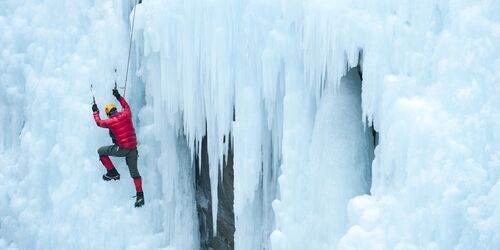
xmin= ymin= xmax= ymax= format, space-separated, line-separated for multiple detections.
xmin=102 ymin=168 xmax=120 ymax=181
xmin=135 ymin=192 xmax=144 ymax=207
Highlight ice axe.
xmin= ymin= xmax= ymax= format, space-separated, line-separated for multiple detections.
xmin=113 ymin=68 xmax=125 ymax=91
xmin=114 ymin=68 xmax=118 ymax=90
xmin=90 ymin=83 xmax=96 ymax=105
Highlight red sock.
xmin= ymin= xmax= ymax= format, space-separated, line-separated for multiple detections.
xmin=99 ymin=156 xmax=114 ymax=171
xmin=134 ymin=178 xmax=143 ymax=192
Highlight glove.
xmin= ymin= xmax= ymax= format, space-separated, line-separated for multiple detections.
xmin=113 ymin=88 xmax=121 ymax=99
xmin=92 ymin=103 xmax=99 ymax=112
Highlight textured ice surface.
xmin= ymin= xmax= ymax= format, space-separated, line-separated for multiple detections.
xmin=1 ymin=0 xmax=198 ymax=249
xmin=1 ymin=0 xmax=499 ymax=249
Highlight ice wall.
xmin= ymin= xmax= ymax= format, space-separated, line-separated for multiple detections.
xmin=134 ymin=1 xmax=285 ymax=248
xmin=0 ymin=0 xmax=198 ymax=249
xmin=1 ymin=0 xmax=499 ymax=249
xmin=135 ymin=0 xmax=500 ymax=249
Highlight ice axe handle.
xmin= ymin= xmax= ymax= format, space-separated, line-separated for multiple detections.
xmin=90 ymin=83 xmax=96 ymax=105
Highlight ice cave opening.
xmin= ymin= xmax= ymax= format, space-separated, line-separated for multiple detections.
xmin=334 ymin=65 xmax=375 ymax=196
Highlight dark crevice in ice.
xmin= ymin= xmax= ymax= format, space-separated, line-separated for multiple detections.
xmin=353 ymin=62 xmax=376 ymax=194
xmin=343 ymin=61 xmax=375 ymax=194
xmin=195 ymin=135 xmax=235 ymax=250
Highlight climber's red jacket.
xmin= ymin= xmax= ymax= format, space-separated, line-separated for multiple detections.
xmin=93 ymin=97 xmax=137 ymax=149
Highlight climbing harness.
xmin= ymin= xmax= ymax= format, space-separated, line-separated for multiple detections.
xmin=123 ymin=0 xmax=139 ymax=96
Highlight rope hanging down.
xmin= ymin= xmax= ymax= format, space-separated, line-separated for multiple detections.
xmin=123 ymin=0 xmax=139 ymax=96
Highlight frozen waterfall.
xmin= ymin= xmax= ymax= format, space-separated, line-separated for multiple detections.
xmin=1 ymin=0 xmax=499 ymax=249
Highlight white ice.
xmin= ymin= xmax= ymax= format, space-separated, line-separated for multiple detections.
xmin=1 ymin=0 xmax=499 ymax=249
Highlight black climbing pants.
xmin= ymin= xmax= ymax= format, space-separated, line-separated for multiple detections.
xmin=98 ymin=145 xmax=141 ymax=179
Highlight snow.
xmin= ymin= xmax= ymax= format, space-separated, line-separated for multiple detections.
xmin=1 ymin=0 xmax=500 ymax=249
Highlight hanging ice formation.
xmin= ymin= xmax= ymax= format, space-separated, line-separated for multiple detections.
xmin=1 ymin=0 xmax=499 ymax=249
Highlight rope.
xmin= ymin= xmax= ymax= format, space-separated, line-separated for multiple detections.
xmin=123 ymin=0 xmax=139 ymax=97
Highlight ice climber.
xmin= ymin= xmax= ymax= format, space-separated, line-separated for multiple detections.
xmin=92 ymin=88 xmax=144 ymax=207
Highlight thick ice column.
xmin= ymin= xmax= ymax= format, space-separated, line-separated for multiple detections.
xmin=231 ymin=1 xmax=286 ymax=248
xmin=271 ymin=38 xmax=313 ymax=248
xmin=138 ymin=48 xmax=200 ymax=248
xmin=233 ymin=85 xmax=264 ymax=249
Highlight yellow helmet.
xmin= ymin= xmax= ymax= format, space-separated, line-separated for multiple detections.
xmin=105 ymin=104 xmax=117 ymax=115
